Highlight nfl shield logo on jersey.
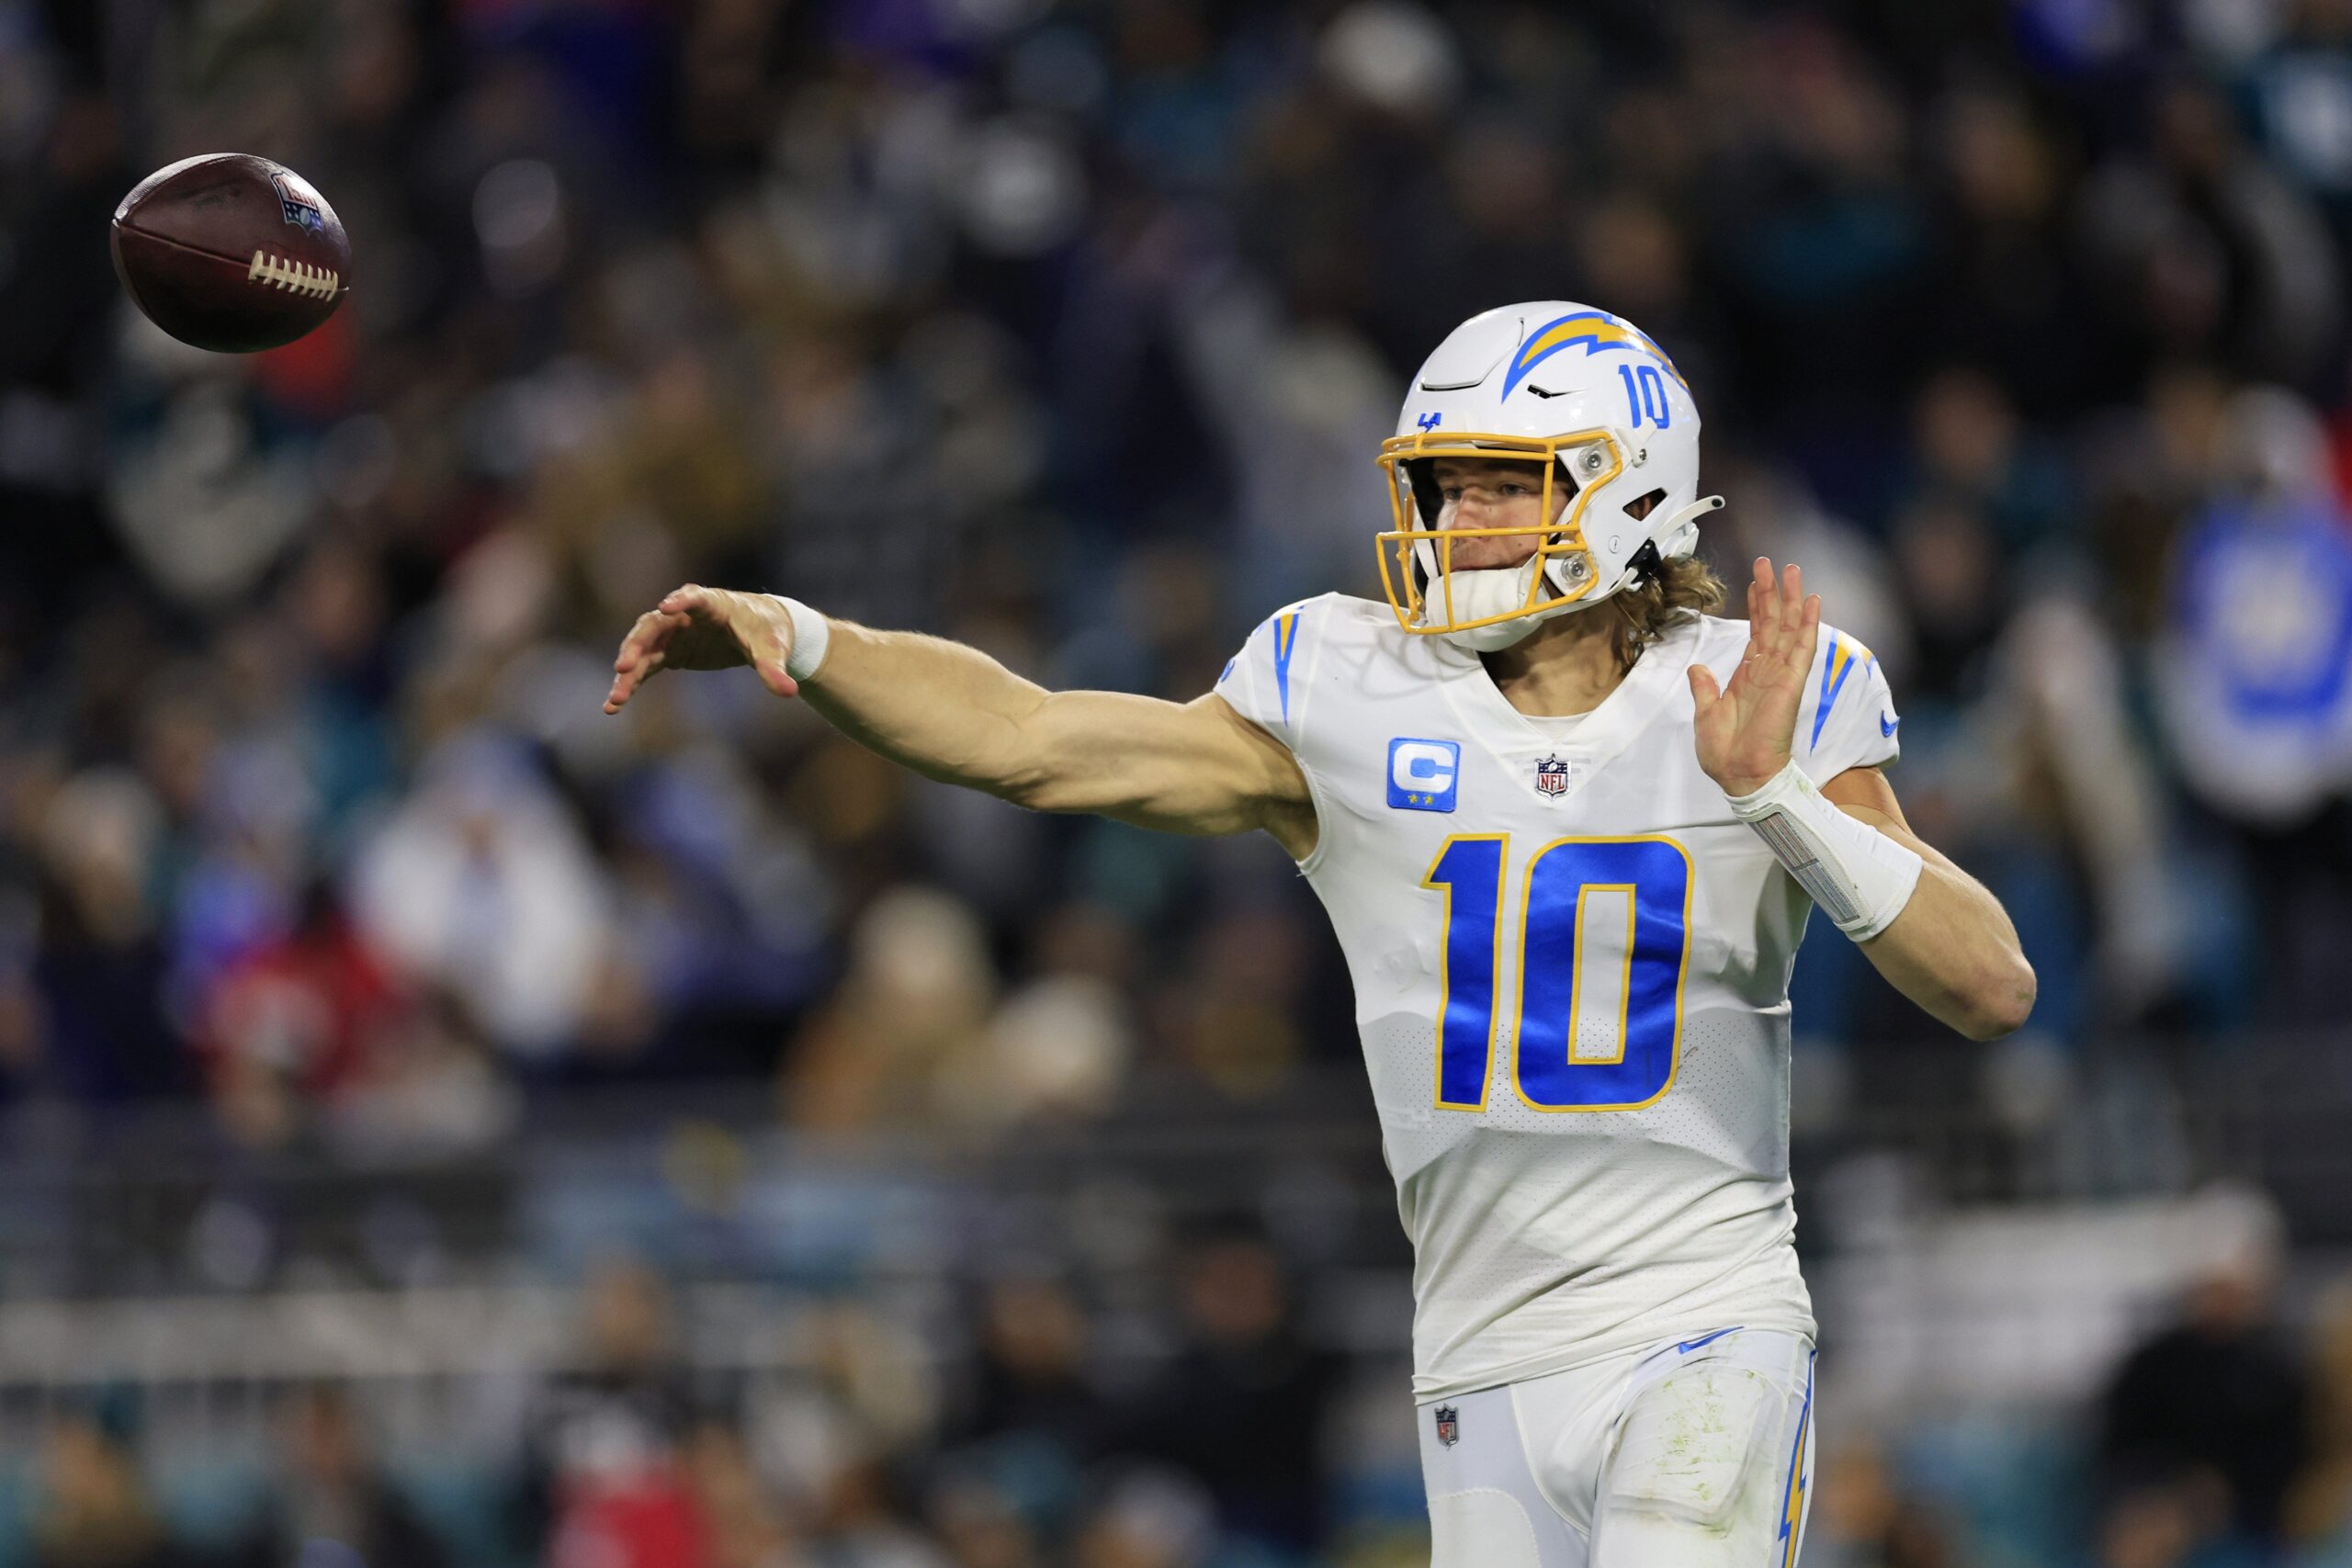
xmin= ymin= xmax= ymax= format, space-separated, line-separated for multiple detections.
xmin=1434 ymin=1404 xmax=1460 ymax=1447
xmin=1533 ymin=755 xmax=1570 ymax=796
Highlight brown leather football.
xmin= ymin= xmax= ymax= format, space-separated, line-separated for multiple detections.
xmin=110 ymin=153 xmax=351 ymax=353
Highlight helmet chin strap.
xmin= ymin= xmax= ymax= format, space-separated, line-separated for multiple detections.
xmin=1432 ymin=555 xmax=1585 ymax=651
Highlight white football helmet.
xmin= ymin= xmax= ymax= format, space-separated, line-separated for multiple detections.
xmin=1375 ymin=302 xmax=1724 ymax=649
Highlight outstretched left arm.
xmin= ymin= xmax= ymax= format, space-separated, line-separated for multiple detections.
xmin=1691 ymin=558 xmax=2035 ymax=1042
xmin=1819 ymin=765 xmax=2036 ymax=1040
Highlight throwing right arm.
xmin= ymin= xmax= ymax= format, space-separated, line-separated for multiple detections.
xmin=604 ymin=586 xmax=1317 ymax=857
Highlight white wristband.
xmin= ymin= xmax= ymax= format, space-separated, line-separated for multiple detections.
xmin=773 ymin=595 xmax=831 ymax=682
xmin=1725 ymin=760 xmax=1922 ymax=941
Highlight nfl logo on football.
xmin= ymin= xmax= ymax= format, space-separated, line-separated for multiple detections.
xmin=1434 ymin=1404 xmax=1460 ymax=1447
xmin=272 ymin=172 xmax=324 ymax=232
xmin=1533 ymin=755 xmax=1570 ymax=797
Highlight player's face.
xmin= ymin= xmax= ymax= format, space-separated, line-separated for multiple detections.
xmin=1429 ymin=457 xmax=1568 ymax=570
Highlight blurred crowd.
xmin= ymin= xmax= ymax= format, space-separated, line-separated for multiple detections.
xmin=493 ymin=1243 xmax=1362 ymax=1568
xmin=17 ymin=1230 xmax=2352 ymax=1568
xmin=7 ymin=0 xmax=2352 ymax=1563
xmin=2 ymin=0 xmax=2352 ymax=1138
xmin=4 ymin=1242 xmax=1377 ymax=1568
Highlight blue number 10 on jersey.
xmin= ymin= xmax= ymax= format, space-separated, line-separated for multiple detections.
xmin=1423 ymin=835 xmax=1691 ymax=1111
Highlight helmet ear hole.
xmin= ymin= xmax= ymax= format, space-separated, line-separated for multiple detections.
xmin=1624 ymin=488 xmax=1668 ymax=521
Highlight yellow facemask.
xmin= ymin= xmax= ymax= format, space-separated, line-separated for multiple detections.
xmin=1374 ymin=427 xmax=1626 ymax=637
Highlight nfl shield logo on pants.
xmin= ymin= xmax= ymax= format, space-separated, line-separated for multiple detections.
xmin=1434 ymin=1404 xmax=1460 ymax=1447
xmin=1533 ymin=755 xmax=1570 ymax=797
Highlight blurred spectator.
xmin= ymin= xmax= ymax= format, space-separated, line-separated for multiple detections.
xmin=785 ymin=886 xmax=996 ymax=1135
xmin=1127 ymin=1230 xmax=1340 ymax=1552
xmin=682 ymin=1417 xmax=801 ymax=1568
xmin=1157 ymin=908 xmax=1312 ymax=1100
xmin=950 ymin=1272 xmax=1112 ymax=1461
xmin=247 ymin=1384 xmax=446 ymax=1568
xmin=1807 ymin=1440 xmax=1960 ymax=1568
xmin=349 ymin=731 xmax=615 ymax=1062
xmin=926 ymin=1468 xmax=1043 ymax=1568
xmin=2154 ymin=385 xmax=2352 ymax=1021
xmin=0 ymin=86 xmax=131 ymax=598
xmin=2096 ymin=1481 xmax=2232 ymax=1568
xmin=30 ymin=764 xmax=191 ymax=1104
xmin=1923 ymin=87 xmax=2086 ymax=412
xmin=936 ymin=976 xmax=1135 ymax=1135
xmin=27 ymin=1394 xmax=191 ymax=1568
xmin=1897 ymin=367 xmax=2075 ymax=555
xmin=197 ymin=880 xmax=404 ymax=1149
xmin=1888 ymin=495 xmax=2006 ymax=706
xmin=2247 ymin=3 xmax=2352 ymax=241
xmin=2290 ymin=1276 xmax=2352 ymax=1553
xmin=2096 ymin=1224 xmax=2312 ymax=1557
xmin=326 ymin=988 xmax=518 ymax=1160
xmin=1070 ymin=1469 xmax=1216 ymax=1568
xmin=2075 ymin=77 xmax=2342 ymax=387
xmin=1989 ymin=596 xmax=2189 ymax=1026
xmin=518 ymin=1258 xmax=709 ymax=1568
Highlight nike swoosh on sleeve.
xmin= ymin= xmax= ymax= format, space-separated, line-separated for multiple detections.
xmin=1880 ymin=713 xmax=1898 ymax=737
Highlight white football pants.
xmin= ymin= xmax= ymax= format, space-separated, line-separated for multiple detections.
xmin=1416 ymin=1327 xmax=1815 ymax=1568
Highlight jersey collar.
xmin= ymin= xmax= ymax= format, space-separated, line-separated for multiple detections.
xmin=1430 ymin=613 xmax=1702 ymax=779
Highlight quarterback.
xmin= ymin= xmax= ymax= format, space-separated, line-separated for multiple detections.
xmin=604 ymin=303 xmax=2035 ymax=1568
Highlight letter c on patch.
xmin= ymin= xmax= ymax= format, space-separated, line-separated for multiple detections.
xmin=1387 ymin=739 xmax=1461 ymax=812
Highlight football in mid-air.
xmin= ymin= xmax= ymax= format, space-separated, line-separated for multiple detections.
xmin=110 ymin=152 xmax=350 ymax=353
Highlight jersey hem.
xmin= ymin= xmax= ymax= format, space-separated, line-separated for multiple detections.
xmin=1408 ymin=1309 xmax=1820 ymax=1403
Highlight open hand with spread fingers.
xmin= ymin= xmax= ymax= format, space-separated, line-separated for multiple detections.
xmin=1687 ymin=558 xmax=1821 ymax=797
xmin=604 ymin=585 xmax=799 ymax=714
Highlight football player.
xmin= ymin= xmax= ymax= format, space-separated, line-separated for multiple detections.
xmin=604 ymin=303 xmax=2035 ymax=1568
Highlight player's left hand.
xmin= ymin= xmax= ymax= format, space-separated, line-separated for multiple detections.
xmin=1689 ymin=558 xmax=1819 ymax=797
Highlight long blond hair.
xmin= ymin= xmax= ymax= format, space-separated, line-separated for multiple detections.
xmin=1607 ymin=554 xmax=1725 ymax=672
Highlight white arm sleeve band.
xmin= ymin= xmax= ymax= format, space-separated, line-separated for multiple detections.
xmin=773 ymin=595 xmax=831 ymax=682
xmin=1725 ymin=760 xmax=1923 ymax=941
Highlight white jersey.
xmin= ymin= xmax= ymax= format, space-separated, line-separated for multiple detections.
xmin=1215 ymin=595 xmax=1901 ymax=1399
